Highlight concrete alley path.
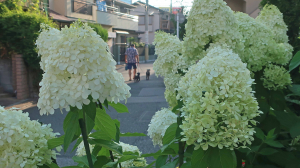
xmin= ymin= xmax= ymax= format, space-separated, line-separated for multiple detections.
xmin=24 ymin=62 xmax=168 ymax=166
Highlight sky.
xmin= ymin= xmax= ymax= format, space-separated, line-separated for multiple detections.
xmin=132 ymin=0 xmax=193 ymax=8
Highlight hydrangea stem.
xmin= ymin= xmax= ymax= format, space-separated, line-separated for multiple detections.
xmin=79 ymin=115 xmax=94 ymax=168
xmin=178 ymin=141 xmax=185 ymax=167
xmin=109 ymin=150 xmax=114 ymax=161
xmin=177 ymin=112 xmax=185 ymax=167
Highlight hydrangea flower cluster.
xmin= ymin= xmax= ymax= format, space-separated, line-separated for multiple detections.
xmin=177 ymin=46 xmax=260 ymax=150
xmin=36 ymin=22 xmax=131 ymax=115
xmin=163 ymin=74 xmax=182 ymax=108
xmin=262 ymin=64 xmax=292 ymax=90
xmin=183 ymin=0 xmax=243 ymax=61
xmin=255 ymin=5 xmax=293 ymax=65
xmin=256 ymin=5 xmax=289 ymax=43
xmin=147 ymin=108 xmax=178 ymax=146
xmin=153 ymin=31 xmax=184 ymax=77
xmin=76 ymin=141 xmax=147 ymax=168
xmin=0 ymin=106 xmax=61 ymax=168
xmin=235 ymin=12 xmax=292 ymax=90
xmin=235 ymin=12 xmax=278 ymax=72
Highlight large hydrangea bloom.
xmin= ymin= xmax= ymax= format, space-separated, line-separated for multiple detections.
xmin=147 ymin=108 xmax=178 ymax=146
xmin=256 ymin=5 xmax=289 ymax=43
xmin=163 ymin=74 xmax=182 ymax=108
xmin=235 ymin=12 xmax=277 ymax=71
xmin=36 ymin=22 xmax=131 ymax=115
xmin=256 ymin=5 xmax=293 ymax=63
xmin=0 ymin=106 xmax=61 ymax=168
xmin=177 ymin=46 xmax=260 ymax=150
xmin=183 ymin=0 xmax=243 ymax=61
xmin=236 ymin=12 xmax=292 ymax=71
xmin=262 ymin=64 xmax=292 ymax=90
xmin=153 ymin=31 xmax=185 ymax=77
xmin=76 ymin=141 xmax=147 ymax=168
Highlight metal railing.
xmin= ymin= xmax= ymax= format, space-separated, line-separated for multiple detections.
xmin=72 ymin=0 xmax=93 ymax=15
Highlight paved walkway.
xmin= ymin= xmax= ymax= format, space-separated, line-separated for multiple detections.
xmin=15 ymin=62 xmax=167 ymax=166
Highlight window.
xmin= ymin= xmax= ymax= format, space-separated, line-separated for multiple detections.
xmin=139 ymin=16 xmax=145 ymax=24
xmin=121 ymin=36 xmax=127 ymax=43
xmin=149 ymin=15 xmax=153 ymax=25
xmin=139 ymin=15 xmax=152 ymax=25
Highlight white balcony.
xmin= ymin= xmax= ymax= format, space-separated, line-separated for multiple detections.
xmin=96 ymin=9 xmax=138 ymax=31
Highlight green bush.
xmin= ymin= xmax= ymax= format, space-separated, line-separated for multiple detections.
xmin=0 ymin=11 xmax=57 ymax=69
xmin=88 ymin=23 xmax=108 ymax=42
xmin=0 ymin=2 xmax=57 ymax=69
xmin=133 ymin=42 xmax=145 ymax=48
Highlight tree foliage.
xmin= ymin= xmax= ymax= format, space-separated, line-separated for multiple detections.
xmin=0 ymin=0 xmax=57 ymax=69
xmin=87 ymin=23 xmax=108 ymax=42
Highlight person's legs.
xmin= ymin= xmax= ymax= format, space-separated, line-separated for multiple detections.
xmin=128 ymin=69 xmax=132 ymax=80
xmin=127 ymin=63 xmax=133 ymax=81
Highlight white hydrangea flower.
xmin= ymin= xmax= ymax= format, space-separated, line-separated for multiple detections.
xmin=76 ymin=141 xmax=147 ymax=168
xmin=261 ymin=64 xmax=292 ymax=90
xmin=177 ymin=46 xmax=260 ymax=150
xmin=163 ymin=74 xmax=182 ymax=108
xmin=0 ymin=106 xmax=61 ymax=168
xmin=256 ymin=5 xmax=293 ymax=64
xmin=36 ymin=21 xmax=131 ymax=115
xmin=183 ymin=0 xmax=243 ymax=61
xmin=147 ymin=108 xmax=178 ymax=146
xmin=164 ymin=89 xmax=177 ymax=109
xmin=153 ymin=31 xmax=187 ymax=77
xmin=114 ymin=142 xmax=147 ymax=168
xmin=235 ymin=12 xmax=293 ymax=71
xmin=235 ymin=12 xmax=275 ymax=71
xmin=256 ymin=4 xmax=289 ymax=43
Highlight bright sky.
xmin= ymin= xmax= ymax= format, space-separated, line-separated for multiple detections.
xmin=132 ymin=0 xmax=193 ymax=8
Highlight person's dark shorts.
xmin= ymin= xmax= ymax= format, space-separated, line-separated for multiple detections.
xmin=127 ymin=63 xmax=137 ymax=70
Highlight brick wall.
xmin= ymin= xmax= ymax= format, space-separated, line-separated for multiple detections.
xmin=12 ymin=54 xmax=29 ymax=100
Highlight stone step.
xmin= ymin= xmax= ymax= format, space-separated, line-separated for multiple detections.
xmin=0 ymin=93 xmax=13 ymax=98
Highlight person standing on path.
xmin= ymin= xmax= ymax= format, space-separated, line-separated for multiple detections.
xmin=125 ymin=44 xmax=139 ymax=81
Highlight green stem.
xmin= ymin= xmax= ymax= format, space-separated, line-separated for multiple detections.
xmin=250 ymin=141 xmax=264 ymax=165
xmin=79 ymin=116 xmax=94 ymax=168
xmin=178 ymin=141 xmax=185 ymax=167
xmin=177 ymin=112 xmax=185 ymax=168
xmin=109 ymin=150 xmax=114 ymax=161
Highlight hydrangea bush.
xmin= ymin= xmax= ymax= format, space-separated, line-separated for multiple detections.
xmin=36 ymin=22 xmax=130 ymax=115
xmin=148 ymin=0 xmax=300 ymax=167
xmin=183 ymin=0 xmax=243 ymax=61
xmin=147 ymin=108 xmax=178 ymax=146
xmin=0 ymin=106 xmax=60 ymax=168
xmin=177 ymin=46 xmax=260 ymax=150
xmin=31 ymin=21 xmax=146 ymax=168
xmin=76 ymin=141 xmax=147 ymax=168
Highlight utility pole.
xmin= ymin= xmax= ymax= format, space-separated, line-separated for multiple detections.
xmin=177 ymin=13 xmax=179 ymax=38
xmin=169 ymin=0 xmax=172 ymax=32
xmin=170 ymin=0 xmax=172 ymax=14
xmin=145 ymin=0 xmax=149 ymax=62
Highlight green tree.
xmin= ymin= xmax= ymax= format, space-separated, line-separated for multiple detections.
xmin=0 ymin=9 xmax=57 ymax=68
xmin=88 ymin=23 xmax=108 ymax=42
xmin=260 ymin=0 xmax=300 ymax=54
xmin=170 ymin=7 xmax=188 ymax=40
xmin=0 ymin=0 xmax=56 ymax=90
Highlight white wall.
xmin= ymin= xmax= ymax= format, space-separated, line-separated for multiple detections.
xmin=130 ymin=4 xmax=161 ymax=44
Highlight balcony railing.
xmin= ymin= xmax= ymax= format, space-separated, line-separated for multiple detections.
xmin=72 ymin=0 xmax=93 ymax=15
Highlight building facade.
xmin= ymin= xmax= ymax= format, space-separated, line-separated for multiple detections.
xmin=130 ymin=1 xmax=176 ymax=45
xmin=225 ymin=0 xmax=262 ymax=18
xmin=48 ymin=0 xmax=140 ymax=63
